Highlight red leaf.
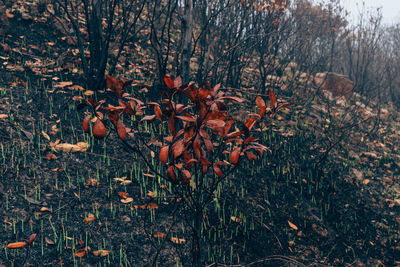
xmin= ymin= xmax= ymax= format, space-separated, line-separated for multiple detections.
xmin=256 ymin=96 xmax=267 ymax=117
xmin=203 ymin=137 xmax=214 ymax=153
xmin=244 ymin=117 xmax=256 ymax=131
xmin=164 ymin=76 xmax=174 ymax=89
xmin=83 ymin=115 xmax=91 ymax=133
xmin=226 ymin=130 xmax=244 ymax=138
xmin=107 ymin=111 xmax=119 ymax=127
xmin=171 ymin=139 xmax=185 ymax=159
xmin=74 ymin=248 xmax=87 ymax=258
xmin=159 ymin=146 xmax=169 ymax=164
xmin=168 ymin=113 xmax=176 ymax=136
xmin=181 ymin=169 xmax=191 ymax=183
xmin=277 ymin=103 xmax=293 ymax=109
xmin=198 ymin=87 xmax=209 ymax=99
xmin=229 ymin=148 xmax=240 ymax=164
xmin=141 ymin=115 xmax=157 ymax=122
xmin=27 ymin=233 xmax=37 ymax=244
xmin=224 ymin=119 xmax=234 ymax=137
xmin=106 ymin=75 xmax=122 ymax=98
xmin=176 ymin=115 xmax=196 ymax=122
xmin=256 ymin=96 xmax=266 ymax=109
xmin=213 ymin=165 xmax=223 ymax=178
xmin=166 ymin=166 xmax=176 ymax=181
xmin=154 ymin=105 xmax=162 ymax=120
xmin=246 ymin=151 xmax=257 ymax=161
xmin=205 ymin=119 xmax=225 ymax=129
xmin=117 ymin=119 xmax=127 ymax=141
xmin=184 ymin=150 xmax=195 ymax=167
xmin=193 ymin=136 xmax=202 ymax=159
xmin=7 ymin=242 xmax=27 ymax=249
xmin=92 ymin=119 xmax=106 ymax=138
xmin=244 ymin=137 xmax=258 ymax=144
xmin=269 ymin=90 xmax=277 ymax=108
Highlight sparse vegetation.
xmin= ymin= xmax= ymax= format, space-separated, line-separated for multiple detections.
xmin=0 ymin=0 xmax=399 ymax=266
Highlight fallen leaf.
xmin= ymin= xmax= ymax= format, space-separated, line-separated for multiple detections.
xmin=83 ymin=90 xmax=95 ymax=96
xmin=45 ymin=237 xmax=55 ymax=245
xmin=41 ymin=131 xmax=50 ymax=141
xmin=7 ymin=242 xmax=27 ymax=249
xmin=118 ymin=192 xmax=128 ymax=199
xmin=93 ymin=250 xmax=110 ymax=256
xmin=153 ymin=232 xmax=166 ymax=238
xmin=0 ymin=114 xmax=8 ymax=119
xmin=83 ymin=213 xmax=95 ymax=223
xmin=363 ymin=179 xmax=371 ymax=185
xmin=40 ymin=207 xmax=51 ymax=212
xmin=147 ymin=203 xmax=159 ymax=209
xmin=45 ymin=153 xmax=57 ymax=160
xmin=170 ymin=237 xmax=185 ymax=244
xmin=120 ymin=197 xmax=133 ymax=204
xmin=288 ymin=221 xmax=298 ymax=230
xmin=68 ymin=85 xmax=85 ymax=91
xmin=52 ymin=143 xmax=87 ymax=152
xmin=54 ymin=81 xmax=73 ymax=88
xmin=74 ymin=248 xmax=86 ymax=258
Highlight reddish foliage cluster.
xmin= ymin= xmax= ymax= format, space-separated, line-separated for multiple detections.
xmin=73 ymin=75 xmax=291 ymax=186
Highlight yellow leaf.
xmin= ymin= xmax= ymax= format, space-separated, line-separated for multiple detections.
xmin=288 ymin=221 xmax=298 ymax=230
xmin=363 ymin=179 xmax=371 ymax=185
xmin=170 ymin=237 xmax=185 ymax=244
xmin=41 ymin=131 xmax=50 ymax=141
xmin=93 ymin=250 xmax=110 ymax=256
xmin=0 ymin=114 xmax=8 ymax=119
xmin=83 ymin=213 xmax=95 ymax=223
xmin=40 ymin=207 xmax=51 ymax=212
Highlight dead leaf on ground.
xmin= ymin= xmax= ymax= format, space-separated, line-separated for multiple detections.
xmin=83 ymin=213 xmax=96 ymax=223
xmin=54 ymin=81 xmax=73 ymax=88
xmin=288 ymin=221 xmax=298 ymax=230
xmin=120 ymin=197 xmax=133 ymax=204
xmin=154 ymin=232 xmax=166 ymax=238
xmin=52 ymin=142 xmax=88 ymax=152
xmin=45 ymin=153 xmax=57 ymax=160
xmin=45 ymin=237 xmax=55 ymax=245
xmin=7 ymin=242 xmax=27 ymax=249
xmin=170 ymin=237 xmax=185 ymax=244
xmin=93 ymin=250 xmax=110 ymax=256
